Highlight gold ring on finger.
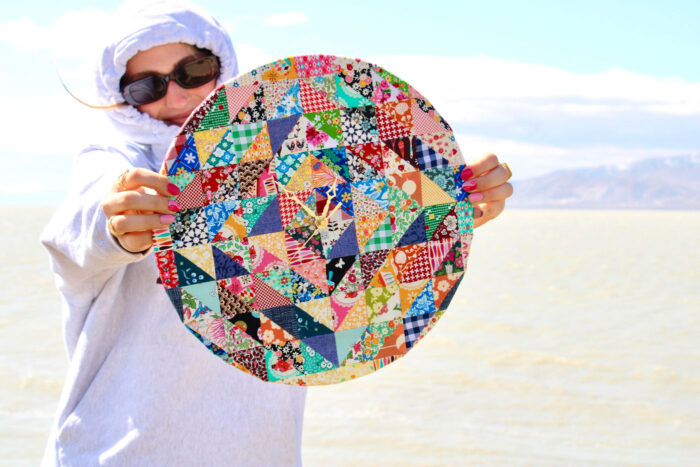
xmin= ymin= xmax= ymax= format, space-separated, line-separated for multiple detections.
xmin=107 ymin=216 xmax=123 ymax=237
xmin=117 ymin=169 xmax=130 ymax=191
xmin=500 ymin=162 xmax=512 ymax=181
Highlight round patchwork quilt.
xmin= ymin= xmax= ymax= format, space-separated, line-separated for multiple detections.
xmin=153 ymin=55 xmax=474 ymax=385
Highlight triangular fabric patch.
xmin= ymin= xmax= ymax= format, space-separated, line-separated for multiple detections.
xmin=346 ymin=142 xmax=384 ymax=172
xmin=259 ymin=313 xmax=296 ymax=346
xmin=177 ymin=208 xmax=209 ymax=248
xmin=405 ymin=280 xmax=437 ymax=318
xmin=399 ymin=245 xmax=432 ymax=284
xmin=240 ymin=124 xmax=273 ymax=163
xmin=277 ymin=188 xmax=312 ymax=226
xmin=438 ymin=274 xmax=463 ymax=311
xmin=383 ymin=137 xmax=419 ymax=171
xmin=430 ymin=206 xmax=459 ymax=242
xmin=251 ymin=275 xmax=293 ymax=310
xmin=212 ymin=246 xmax=249 ymax=279
xmin=231 ymin=86 xmax=266 ymax=124
xmin=376 ymin=105 xmax=411 ymax=140
xmin=227 ymin=312 xmax=263 ymax=344
xmin=205 ymin=201 xmax=238 ymax=241
xmin=229 ymin=347 xmax=269 ymax=381
xmin=248 ymin=232 xmax=288 ymax=265
xmin=423 ymin=203 xmax=453 ymax=240
xmin=297 ymin=297 xmax=335 ymax=330
xmin=274 ymin=151 xmax=308 ymax=187
xmin=260 ymin=305 xmax=300 ymax=338
xmin=415 ymin=136 xmax=450 ymax=170
xmin=420 ymin=172 xmax=455 ymax=206
xmin=230 ymin=121 xmax=266 ymax=155
xmin=194 ymin=127 xmax=228 ymax=166
xmin=368 ymin=251 xmax=399 ymax=288
xmin=197 ymin=90 xmax=230 ymax=131
xmin=359 ymin=249 xmax=391 ymax=288
xmin=303 ymin=333 xmax=339 ymax=367
xmin=327 ymin=221 xmax=359 ymax=259
xmin=182 ymin=281 xmax=220 ymax=315
xmin=421 ymin=132 xmax=464 ymax=166
xmin=312 ymin=154 xmax=346 ymax=187
xmin=335 ymin=326 xmax=368 ymax=364
xmin=299 ymin=79 xmax=339 ymax=113
xmin=295 ymin=308 xmax=334 ymax=339
xmin=167 ymin=133 xmax=200 ymax=176
xmin=361 ymin=213 xmax=394 ymax=253
xmin=290 ymin=258 xmax=328 ymax=292
xmin=326 ymin=255 xmax=357 ymax=293
xmin=335 ymin=74 xmax=373 ymax=108
xmin=397 ymin=211 xmax=427 ymax=247
xmin=285 ymin=153 xmax=317 ymax=191
xmin=403 ymin=312 xmax=435 ymax=350
xmin=238 ymin=157 xmax=272 ymax=198
xmin=336 ymin=293 xmax=370 ymax=331
xmin=204 ymin=128 xmax=238 ymax=168
xmin=248 ymin=197 xmax=283 ymax=237
xmin=224 ymin=319 xmax=261 ymax=353
xmin=165 ymin=287 xmax=184 ymax=321
xmin=224 ymin=84 xmax=260 ymax=119
xmin=411 ymin=98 xmax=452 ymax=135
xmin=279 ymin=116 xmax=309 ymax=157
xmin=346 ymin=149 xmax=380 ymax=181
xmin=268 ymin=114 xmax=302 ymax=156
xmin=217 ymin=281 xmax=255 ymax=318
xmin=390 ymin=171 xmax=423 ymax=206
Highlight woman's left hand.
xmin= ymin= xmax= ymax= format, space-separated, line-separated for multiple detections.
xmin=459 ymin=153 xmax=514 ymax=228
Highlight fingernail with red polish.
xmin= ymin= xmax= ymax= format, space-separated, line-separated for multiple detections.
xmin=167 ymin=183 xmax=181 ymax=195
xmin=473 ymin=208 xmax=483 ymax=218
xmin=468 ymin=192 xmax=484 ymax=202
xmin=460 ymin=167 xmax=474 ymax=180
xmin=462 ymin=180 xmax=478 ymax=191
xmin=160 ymin=214 xmax=175 ymax=224
xmin=168 ymin=200 xmax=182 ymax=212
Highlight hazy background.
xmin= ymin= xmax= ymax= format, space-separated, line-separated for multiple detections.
xmin=0 ymin=0 xmax=699 ymax=204
xmin=0 ymin=0 xmax=698 ymax=465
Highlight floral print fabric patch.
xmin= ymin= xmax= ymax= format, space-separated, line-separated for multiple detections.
xmin=154 ymin=55 xmax=474 ymax=385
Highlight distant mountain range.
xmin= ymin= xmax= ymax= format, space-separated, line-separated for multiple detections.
xmin=509 ymin=154 xmax=700 ymax=209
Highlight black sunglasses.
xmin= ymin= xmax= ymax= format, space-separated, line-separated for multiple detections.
xmin=120 ymin=55 xmax=220 ymax=106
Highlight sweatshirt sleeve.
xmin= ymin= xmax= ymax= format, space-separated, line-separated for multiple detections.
xmin=40 ymin=146 xmax=152 ymax=342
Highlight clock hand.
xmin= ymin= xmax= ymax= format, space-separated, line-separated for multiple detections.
xmin=325 ymin=199 xmax=344 ymax=222
xmin=300 ymin=180 xmax=344 ymax=250
xmin=320 ymin=178 xmax=339 ymax=221
xmin=276 ymin=181 xmax=320 ymax=222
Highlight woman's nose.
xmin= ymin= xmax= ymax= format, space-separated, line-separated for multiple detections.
xmin=164 ymin=80 xmax=190 ymax=107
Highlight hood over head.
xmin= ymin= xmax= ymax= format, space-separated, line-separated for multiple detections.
xmin=96 ymin=0 xmax=238 ymax=146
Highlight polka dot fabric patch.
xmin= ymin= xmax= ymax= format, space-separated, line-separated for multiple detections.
xmin=154 ymin=55 xmax=474 ymax=385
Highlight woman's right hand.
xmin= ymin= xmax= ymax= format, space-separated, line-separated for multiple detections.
xmin=101 ymin=168 xmax=181 ymax=253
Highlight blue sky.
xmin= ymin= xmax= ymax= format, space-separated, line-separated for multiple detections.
xmin=0 ymin=0 xmax=699 ymax=203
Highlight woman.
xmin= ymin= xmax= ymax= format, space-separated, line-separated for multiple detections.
xmin=41 ymin=1 xmax=512 ymax=464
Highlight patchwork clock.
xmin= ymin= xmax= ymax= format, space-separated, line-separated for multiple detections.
xmin=152 ymin=55 xmax=474 ymax=385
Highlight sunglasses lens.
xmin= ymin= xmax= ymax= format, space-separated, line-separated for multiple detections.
xmin=121 ymin=56 xmax=219 ymax=106
xmin=123 ymin=76 xmax=166 ymax=106
xmin=175 ymin=56 xmax=219 ymax=88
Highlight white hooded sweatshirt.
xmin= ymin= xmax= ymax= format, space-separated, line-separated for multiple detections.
xmin=40 ymin=2 xmax=306 ymax=465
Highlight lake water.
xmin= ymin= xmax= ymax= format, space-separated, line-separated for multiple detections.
xmin=1 ymin=207 xmax=698 ymax=466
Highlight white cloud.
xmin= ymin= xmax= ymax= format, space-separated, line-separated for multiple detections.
xmin=0 ymin=8 xmax=117 ymax=60
xmin=234 ymin=42 xmax=275 ymax=72
xmin=368 ymin=55 xmax=700 ymax=119
xmin=264 ymin=12 xmax=308 ymax=26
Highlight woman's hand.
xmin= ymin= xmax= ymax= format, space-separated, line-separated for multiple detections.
xmin=460 ymin=153 xmax=513 ymax=229
xmin=101 ymin=168 xmax=181 ymax=253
